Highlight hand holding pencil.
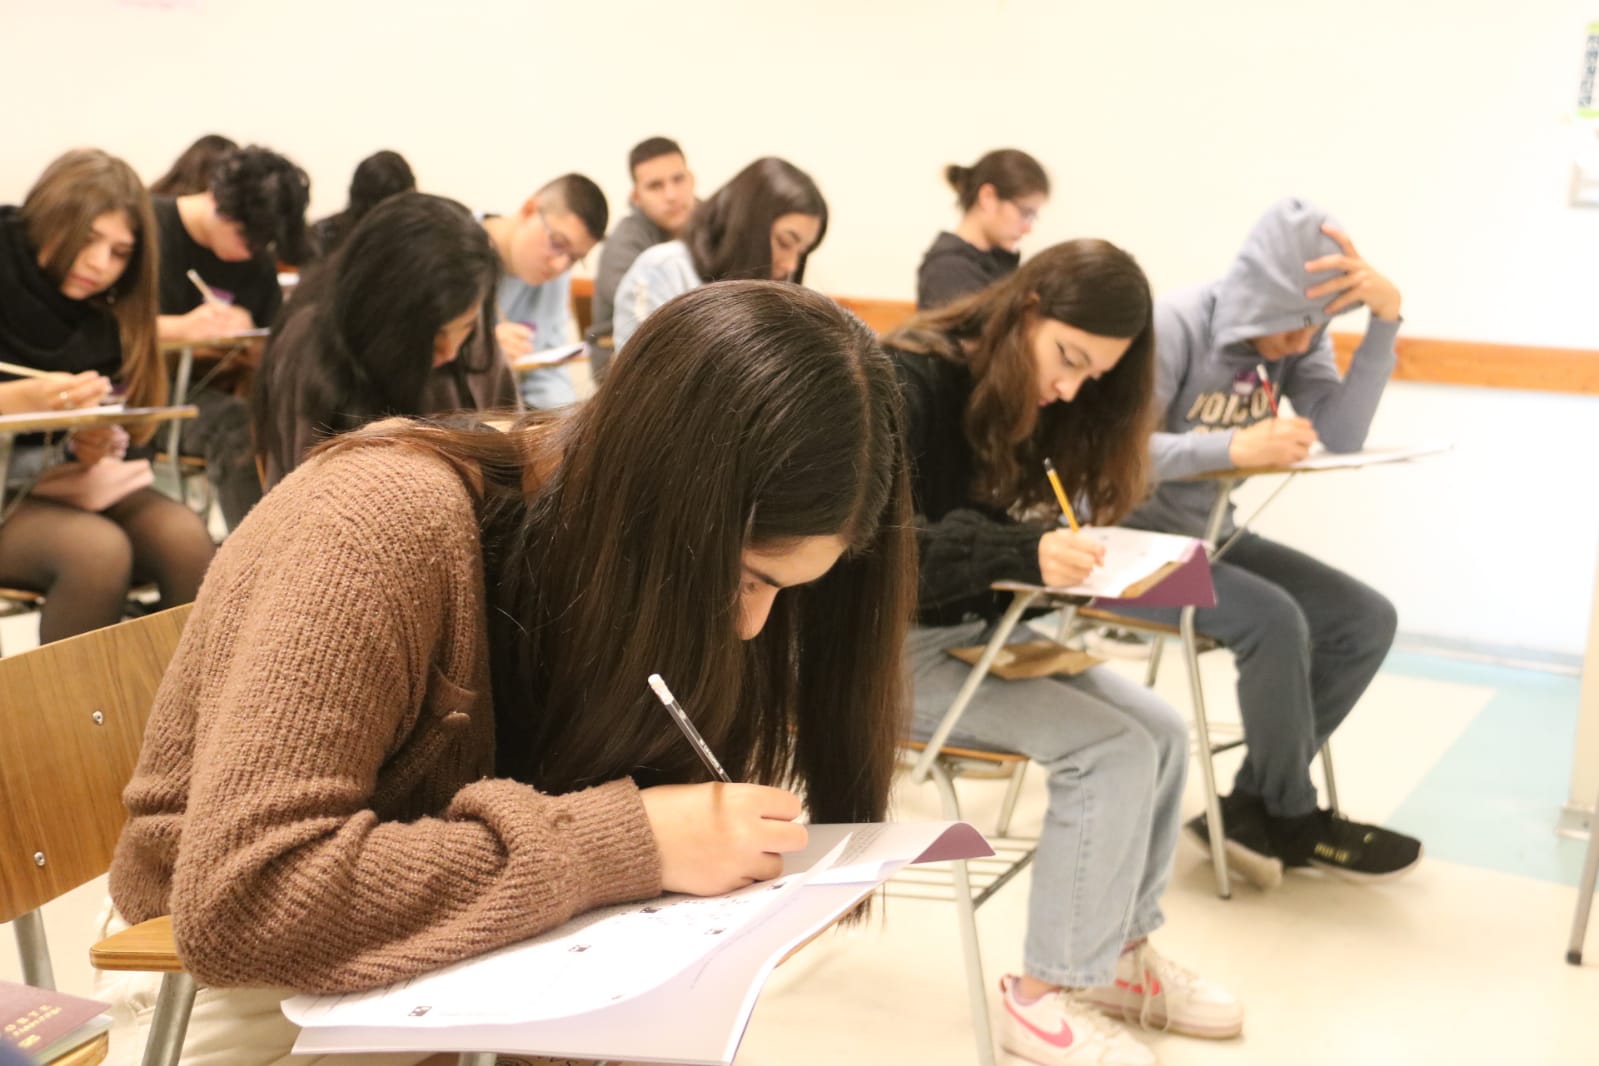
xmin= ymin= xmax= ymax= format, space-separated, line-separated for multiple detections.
xmin=638 ymin=673 xmax=808 ymax=896
xmin=0 ymin=366 xmax=111 ymax=413
xmin=1038 ymin=458 xmax=1104 ymax=588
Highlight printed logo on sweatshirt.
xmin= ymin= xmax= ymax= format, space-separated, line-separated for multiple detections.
xmin=1183 ymin=372 xmax=1273 ymax=431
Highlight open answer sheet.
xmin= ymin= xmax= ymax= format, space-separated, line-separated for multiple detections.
xmin=1029 ymin=526 xmax=1199 ymax=599
xmin=1283 ymin=442 xmax=1451 ymax=471
xmin=285 ymin=820 xmax=990 ymax=1065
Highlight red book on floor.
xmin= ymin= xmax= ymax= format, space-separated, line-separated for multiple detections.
xmin=0 ymin=979 xmax=112 ymax=1063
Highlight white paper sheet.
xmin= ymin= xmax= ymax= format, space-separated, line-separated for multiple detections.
xmin=285 ymin=821 xmax=991 ymax=1064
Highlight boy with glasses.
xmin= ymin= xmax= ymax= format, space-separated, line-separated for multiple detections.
xmin=481 ymin=174 xmax=608 ymax=408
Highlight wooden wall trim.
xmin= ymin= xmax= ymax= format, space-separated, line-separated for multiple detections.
xmin=828 ymin=293 xmax=1599 ymax=398
xmin=1328 ymin=333 xmax=1599 ymax=396
xmin=577 ymin=283 xmax=1599 ymax=397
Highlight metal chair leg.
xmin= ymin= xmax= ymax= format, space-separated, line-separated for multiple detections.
xmin=140 ymin=971 xmax=197 ymax=1066
xmin=1567 ymin=786 xmax=1599 ymax=965
xmin=1143 ymin=635 xmax=1166 ymax=688
xmin=994 ymin=761 xmax=1028 ymax=838
xmin=1319 ymin=742 xmax=1340 ymax=816
xmin=1182 ymin=607 xmax=1230 ymax=899
xmin=929 ymin=761 xmax=996 ymax=1066
xmin=12 ymin=909 xmax=54 ymax=989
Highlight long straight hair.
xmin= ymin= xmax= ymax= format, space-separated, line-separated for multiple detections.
xmin=316 ymin=281 xmax=914 ymax=827
xmin=886 ymin=239 xmax=1154 ymax=523
xmin=684 ymin=157 xmax=827 ymax=284
xmin=22 ymin=148 xmax=165 ymax=440
xmin=253 ymin=192 xmax=498 ymax=473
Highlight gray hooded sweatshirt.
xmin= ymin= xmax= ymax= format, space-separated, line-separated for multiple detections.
xmin=1126 ymin=197 xmax=1399 ymax=538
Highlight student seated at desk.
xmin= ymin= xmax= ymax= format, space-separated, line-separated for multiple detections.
xmin=588 ymin=136 xmax=697 ymax=380
xmin=253 ymin=192 xmax=517 ymax=488
xmin=610 ymin=156 xmax=826 ymax=353
xmin=308 ymin=149 xmax=416 ymax=260
xmin=148 ymin=134 xmax=237 ymax=198
xmin=155 ymin=144 xmax=311 ymax=531
xmin=1116 ymin=197 xmax=1420 ymax=886
xmin=916 ymin=147 xmax=1049 ymax=311
xmin=0 ymin=149 xmax=213 ymax=643
xmin=885 ymin=242 xmax=1241 ymax=1066
xmin=481 ymin=173 xmax=608 ymax=410
xmin=102 ymin=280 xmax=912 ymax=1066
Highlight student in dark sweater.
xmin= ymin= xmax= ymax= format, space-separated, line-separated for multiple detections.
xmin=916 ymin=148 xmax=1049 ymax=310
xmin=307 ymin=149 xmax=416 ymax=260
xmin=0 ymin=149 xmax=212 ymax=642
xmin=887 ymin=242 xmax=1241 ymax=1066
xmin=253 ymin=192 xmax=518 ymax=488
xmin=153 ymin=145 xmax=310 ymax=531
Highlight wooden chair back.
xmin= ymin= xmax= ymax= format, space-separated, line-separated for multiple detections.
xmin=0 ymin=606 xmax=190 ymax=923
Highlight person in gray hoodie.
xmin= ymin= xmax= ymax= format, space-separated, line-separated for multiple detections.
xmin=1119 ymin=197 xmax=1421 ymax=887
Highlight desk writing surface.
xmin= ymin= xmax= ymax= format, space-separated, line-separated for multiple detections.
xmin=158 ymin=327 xmax=270 ymax=353
xmin=1187 ymin=443 xmax=1451 ymax=481
xmin=0 ymin=405 xmax=198 ymax=435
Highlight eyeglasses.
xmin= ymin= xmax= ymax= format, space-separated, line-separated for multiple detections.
xmin=1008 ymin=201 xmax=1041 ymax=225
xmin=539 ymin=209 xmax=584 ymax=267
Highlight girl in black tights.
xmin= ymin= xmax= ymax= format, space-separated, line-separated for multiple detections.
xmin=0 ymin=149 xmax=214 ymax=643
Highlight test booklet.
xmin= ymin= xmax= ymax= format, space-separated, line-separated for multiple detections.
xmin=285 ymin=820 xmax=991 ymax=1064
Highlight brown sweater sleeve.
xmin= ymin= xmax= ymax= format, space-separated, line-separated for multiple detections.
xmin=123 ymin=449 xmax=661 ymax=993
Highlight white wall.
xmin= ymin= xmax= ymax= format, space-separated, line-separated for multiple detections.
xmin=4 ymin=0 xmax=1598 ymax=653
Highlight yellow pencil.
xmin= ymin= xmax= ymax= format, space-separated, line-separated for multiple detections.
xmin=1042 ymin=458 xmax=1081 ymax=532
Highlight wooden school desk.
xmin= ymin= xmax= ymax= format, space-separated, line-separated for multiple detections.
xmin=0 ymin=406 xmax=198 ymax=522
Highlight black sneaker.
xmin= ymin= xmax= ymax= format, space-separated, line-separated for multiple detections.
xmin=1265 ymin=809 xmax=1423 ymax=882
xmin=1184 ymin=792 xmax=1284 ymax=890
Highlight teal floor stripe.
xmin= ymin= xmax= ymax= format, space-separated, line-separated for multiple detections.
xmin=1386 ymin=652 xmax=1588 ymax=886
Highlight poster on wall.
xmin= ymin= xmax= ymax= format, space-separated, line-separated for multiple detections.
xmin=1580 ymin=21 xmax=1598 ymax=118
xmin=1572 ymin=22 xmax=1599 ymax=206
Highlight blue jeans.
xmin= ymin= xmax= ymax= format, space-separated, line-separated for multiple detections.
xmin=518 ymin=366 xmax=576 ymax=409
xmin=1112 ymin=531 xmax=1397 ymax=818
xmin=907 ymin=622 xmax=1188 ymax=988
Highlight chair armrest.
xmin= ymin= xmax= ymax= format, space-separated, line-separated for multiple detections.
xmin=90 ymin=914 xmax=184 ymax=973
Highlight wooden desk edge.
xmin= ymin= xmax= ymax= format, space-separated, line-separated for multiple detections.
xmin=0 ymin=405 xmax=199 ymax=434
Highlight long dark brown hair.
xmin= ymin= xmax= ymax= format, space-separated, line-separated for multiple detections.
xmin=22 ymin=148 xmax=165 ymax=441
xmin=149 ymin=134 xmax=237 ymax=197
xmin=316 ymin=280 xmax=914 ymax=827
xmin=886 ymin=239 xmax=1154 ymax=523
xmin=685 ymin=157 xmax=827 ymax=284
xmin=253 ymin=192 xmax=499 ymax=482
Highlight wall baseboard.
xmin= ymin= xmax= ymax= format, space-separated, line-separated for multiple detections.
xmin=1392 ymin=632 xmax=1583 ymax=677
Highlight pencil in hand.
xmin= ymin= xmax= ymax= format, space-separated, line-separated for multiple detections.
xmin=1256 ymin=363 xmax=1280 ymax=417
xmin=186 ymin=269 xmax=222 ymax=305
xmin=1042 ymin=458 xmax=1081 ymax=532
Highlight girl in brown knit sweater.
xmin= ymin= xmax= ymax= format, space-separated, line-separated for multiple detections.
xmin=103 ymin=280 xmax=915 ymax=1065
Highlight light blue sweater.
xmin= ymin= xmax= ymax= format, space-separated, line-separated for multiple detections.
xmin=610 ymin=240 xmax=703 ymax=354
xmin=497 ymin=271 xmax=575 ymax=409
